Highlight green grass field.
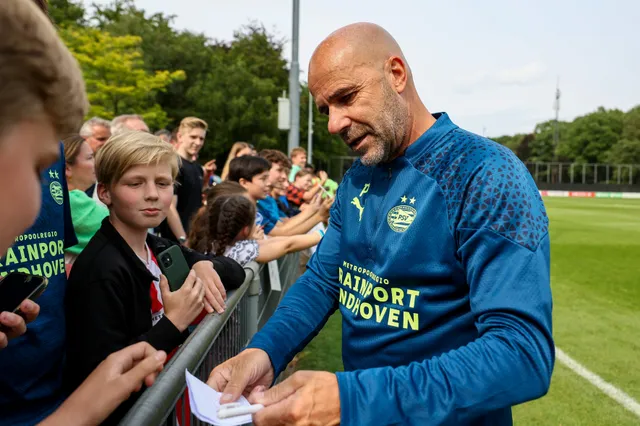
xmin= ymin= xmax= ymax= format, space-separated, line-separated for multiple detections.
xmin=295 ymin=197 xmax=640 ymax=425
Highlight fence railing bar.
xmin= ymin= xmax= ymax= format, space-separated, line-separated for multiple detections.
xmin=119 ymin=262 xmax=260 ymax=426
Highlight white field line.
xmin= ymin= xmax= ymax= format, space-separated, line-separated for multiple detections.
xmin=556 ymin=347 xmax=640 ymax=418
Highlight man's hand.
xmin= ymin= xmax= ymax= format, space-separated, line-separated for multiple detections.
xmin=207 ymin=348 xmax=274 ymax=403
xmin=249 ymin=371 xmax=340 ymax=426
xmin=39 ymin=342 xmax=166 ymax=426
xmin=193 ymin=261 xmax=226 ymax=314
xmin=0 ymin=299 xmax=40 ymax=349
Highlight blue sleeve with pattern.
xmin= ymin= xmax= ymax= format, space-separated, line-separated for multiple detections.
xmin=246 ymin=185 xmax=343 ymax=375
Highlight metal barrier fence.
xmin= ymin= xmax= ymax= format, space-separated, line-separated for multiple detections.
xmin=525 ymin=162 xmax=640 ymax=185
xmin=326 ymin=156 xmax=640 ymax=187
xmin=120 ymin=253 xmax=301 ymax=426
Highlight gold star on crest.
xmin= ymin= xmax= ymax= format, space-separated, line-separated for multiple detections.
xmin=400 ymin=195 xmax=408 ymax=203
xmin=410 ymin=197 xmax=416 ymax=205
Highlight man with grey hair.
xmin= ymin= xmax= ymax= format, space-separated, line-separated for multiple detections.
xmin=79 ymin=117 xmax=111 ymax=153
xmin=154 ymin=129 xmax=171 ymax=144
xmin=110 ymin=114 xmax=149 ymax=135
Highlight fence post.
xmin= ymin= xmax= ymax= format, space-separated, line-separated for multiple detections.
xmin=570 ymin=163 xmax=574 ymax=183
xmin=559 ymin=163 xmax=562 ymax=184
xmin=246 ymin=266 xmax=262 ymax=340
xmin=582 ymin=164 xmax=586 ymax=184
xmin=618 ymin=165 xmax=621 ymax=184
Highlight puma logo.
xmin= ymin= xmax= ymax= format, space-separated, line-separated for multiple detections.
xmin=351 ymin=197 xmax=365 ymax=221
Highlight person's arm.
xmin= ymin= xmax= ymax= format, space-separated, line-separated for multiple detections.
xmin=266 ymin=197 xmax=327 ymax=237
xmin=270 ymin=197 xmax=332 ymax=236
xmin=174 ymin=238 xmax=246 ymax=291
xmin=175 ymin=242 xmax=245 ymax=309
xmin=208 ymin=256 xmax=246 ymax=290
xmin=203 ymin=160 xmax=216 ymax=190
xmin=245 ymin=187 xmax=344 ymax=376
xmin=301 ymin=185 xmax=322 ymax=202
xmin=40 ymin=343 xmax=166 ymax=426
xmin=166 ymin=195 xmax=187 ymax=242
xmin=334 ymin=166 xmax=554 ymax=425
xmin=256 ymin=232 xmax=322 ymax=263
xmin=64 ymin=276 xmax=185 ymax=393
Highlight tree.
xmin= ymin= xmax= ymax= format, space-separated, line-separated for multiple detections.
xmin=557 ymin=107 xmax=624 ymax=163
xmin=60 ymin=26 xmax=185 ymax=129
xmin=494 ymin=134 xmax=524 ymax=154
xmin=530 ymin=121 xmax=558 ymax=162
xmin=605 ymin=139 xmax=640 ymax=165
xmin=300 ymin=85 xmax=349 ymax=165
xmin=49 ymin=0 xmax=86 ymax=27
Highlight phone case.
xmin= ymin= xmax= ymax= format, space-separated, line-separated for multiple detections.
xmin=0 ymin=273 xmax=48 ymax=313
xmin=157 ymin=246 xmax=191 ymax=292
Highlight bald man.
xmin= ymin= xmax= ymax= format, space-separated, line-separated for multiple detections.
xmin=208 ymin=23 xmax=553 ymax=426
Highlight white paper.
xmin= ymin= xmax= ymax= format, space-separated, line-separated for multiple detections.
xmin=185 ymin=369 xmax=254 ymax=426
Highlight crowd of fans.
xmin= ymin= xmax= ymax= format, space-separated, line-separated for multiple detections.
xmin=0 ymin=0 xmax=337 ymax=424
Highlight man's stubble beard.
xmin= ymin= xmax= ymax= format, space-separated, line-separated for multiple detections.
xmin=355 ymin=81 xmax=409 ymax=167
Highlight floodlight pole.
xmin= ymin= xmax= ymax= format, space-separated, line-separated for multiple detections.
xmin=287 ymin=0 xmax=300 ymax=155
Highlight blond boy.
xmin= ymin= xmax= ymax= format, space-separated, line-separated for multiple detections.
xmin=160 ymin=117 xmax=210 ymax=243
xmin=64 ymin=131 xmax=243 ymax=424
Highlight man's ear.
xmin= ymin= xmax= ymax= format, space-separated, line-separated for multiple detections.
xmin=97 ymin=182 xmax=112 ymax=207
xmin=386 ymin=56 xmax=408 ymax=94
xmin=239 ymin=178 xmax=249 ymax=189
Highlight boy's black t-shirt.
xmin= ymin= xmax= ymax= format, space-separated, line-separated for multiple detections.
xmin=158 ymin=156 xmax=203 ymax=241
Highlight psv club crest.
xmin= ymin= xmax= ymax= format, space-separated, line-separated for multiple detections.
xmin=387 ymin=195 xmax=417 ymax=233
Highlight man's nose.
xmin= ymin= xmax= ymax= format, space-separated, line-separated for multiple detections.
xmin=327 ymin=108 xmax=351 ymax=135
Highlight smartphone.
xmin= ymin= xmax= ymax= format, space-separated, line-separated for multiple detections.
xmin=157 ymin=246 xmax=190 ymax=292
xmin=0 ymin=272 xmax=48 ymax=314
xmin=318 ymin=184 xmax=331 ymax=198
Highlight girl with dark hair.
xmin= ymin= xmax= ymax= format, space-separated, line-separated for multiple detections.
xmin=187 ymin=193 xmax=323 ymax=266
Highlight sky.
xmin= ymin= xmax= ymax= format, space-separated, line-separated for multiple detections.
xmin=93 ymin=0 xmax=640 ymax=137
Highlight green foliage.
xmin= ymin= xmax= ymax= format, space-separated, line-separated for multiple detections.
xmin=60 ymin=26 xmax=185 ymax=129
xmin=560 ymin=107 xmax=624 ymax=163
xmin=496 ymin=106 xmax=639 ymax=165
xmin=50 ymin=0 xmax=344 ymax=166
xmin=49 ymin=0 xmax=86 ymax=27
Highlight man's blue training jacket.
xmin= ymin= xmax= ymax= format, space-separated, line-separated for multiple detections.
xmin=248 ymin=112 xmax=554 ymax=425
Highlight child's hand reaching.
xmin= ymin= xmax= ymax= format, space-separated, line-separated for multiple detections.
xmin=251 ymin=224 xmax=265 ymax=240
